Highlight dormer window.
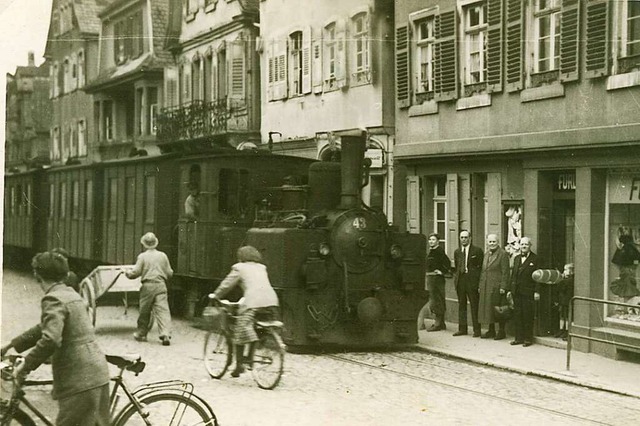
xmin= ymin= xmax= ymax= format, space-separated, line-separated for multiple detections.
xmin=113 ymin=11 xmax=144 ymax=65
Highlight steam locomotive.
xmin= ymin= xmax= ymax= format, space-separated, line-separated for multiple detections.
xmin=246 ymin=130 xmax=427 ymax=347
xmin=4 ymin=130 xmax=427 ymax=348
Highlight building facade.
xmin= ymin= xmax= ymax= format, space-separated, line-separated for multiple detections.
xmin=156 ymin=0 xmax=261 ymax=152
xmin=46 ymin=0 xmax=105 ymax=166
xmin=5 ymin=53 xmax=51 ymax=172
xmin=395 ymin=0 xmax=640 ymax=358
xmin=84 ymin=0 xmax=173 ymax=159
xmin=259 ymin=0 xmax=402 ymax=224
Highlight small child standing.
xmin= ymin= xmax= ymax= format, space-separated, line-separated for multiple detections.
xmin=556 ymin=263 xmax=575 ymax=339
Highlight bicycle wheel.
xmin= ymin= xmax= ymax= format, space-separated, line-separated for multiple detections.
xmin=251 ymin=329 xmax=284 ymax=390
xmin=0 ymin=406 xmax=36 ymax=426
xmin=203 ymin=331 xmax=231 ymax=379
xmin=112 ymin=391 xmax=217 ymax=426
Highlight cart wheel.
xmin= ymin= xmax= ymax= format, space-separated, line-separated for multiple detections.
xmin=80 ymin=281 xmax=97 ymax=326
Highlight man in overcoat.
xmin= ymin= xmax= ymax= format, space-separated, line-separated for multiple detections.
xmin=508 ymin=237 xmax=541 ymax=347
xmin=453 ymin=230 xmax=484 ymax=337
xmin=478 ymin=234 xmax=511 ymax=340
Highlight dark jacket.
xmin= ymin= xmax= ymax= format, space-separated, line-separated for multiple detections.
xmin=453 ymin=244 xmax=484 ymax=287
xmin=510 ymin=252 xmax=540 ymax=296
xmin=426 ymin=246 xmax=451 ymax=275
xmin=11 ymin=283 xmax=109 ymax=400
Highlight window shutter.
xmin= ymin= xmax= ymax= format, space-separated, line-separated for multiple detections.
xmin=560 ymin=0 xmax=580 ymax=82
xmin=183 ymin=63 xmax=192 ymax=103
xmin=486 ymin=0 xmax=503 ymax=93
xmin=267 ymin=39 xmax=274 ymax=101
xmin=273 ymin=36 xmax=288 ymax=100
xmin=585 ymin=0 xmax=609 ymax=79
xmin=505 ymin=0 xmax=523 ymax=92
xmin=211 ymin=53 xmax=218 ymax=101
xmin=446 ymin=173 xmax=459 ymax=260
xmin=335 ymin=20 xmax=348 ymax=89
xmin=312 ymin=36 xmax=323 ymax=94
xmin=434 ymin=11 xmax=457 ymax=101
xmin=164 ymin=66 xmax=178 ymax=108
xmin=302 ymin=26 xmax=312 ymax=94
xmin=228 ymin=39 xmax=245 ymax=104
xmin=395 ymin=24 xmax=410 ymax=108
xmin=406 ymin=176 xmax=421 ymax=234
xmin=78 ymin=49 xmax=85 ymax=87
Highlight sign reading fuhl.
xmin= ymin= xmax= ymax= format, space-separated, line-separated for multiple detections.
xmin=556 ymin=173 xmax=576 ymax=191
xmin=608 ymin=175 xmax=640 ymax=203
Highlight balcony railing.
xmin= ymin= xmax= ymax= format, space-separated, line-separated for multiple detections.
xmin=156 ymin=98 xmax=245 ymax=143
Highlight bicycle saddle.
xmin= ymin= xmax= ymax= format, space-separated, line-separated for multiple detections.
xmin=106 ymin=354 xmax=146 ymax=373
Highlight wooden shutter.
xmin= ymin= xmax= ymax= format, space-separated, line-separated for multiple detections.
xmin=585 ymin=0 xmax=609 ymax=78
xmin=560 ymin=0 xmax=580 ymax=82
xmin=486 ymin=0 xmax=503 ymax=93
xmin=407 ymin=176 xmax=420 ymax=234
xmin=505 ymin=0 xmax=523 ymax=92
xmin=302 ymin=26 xmax=312 ymax=94
xmin=164 ymin=66 xmax=178 ymax=108
xmin=267 ymin=39 xmax=275 ymax=101
xmin=312 ymin=36 xmax=323 ymax=93
xmin=183 ymin=63 xmax=192 ymax=103
xmin=335 ymin=20 xmax=348 ymax=89
xmin=272 ymin=36 xmax=288 ymax=100
xmin=434 ymin=11 xmax=457 ymax=101
xmin=395 ymin=24 xmax=410 ymax=108
xmin=446 ymin=173 xmax=459 ymax=260
xmin=228 ymin=39 xmax=245 ymax=103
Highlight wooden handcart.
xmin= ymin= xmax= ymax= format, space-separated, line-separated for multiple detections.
xmin=79 ymin=265 xmax=142 ymax=326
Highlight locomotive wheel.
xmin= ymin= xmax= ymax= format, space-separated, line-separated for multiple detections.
xmin=80 ymin=281 xmax=97 ymax=326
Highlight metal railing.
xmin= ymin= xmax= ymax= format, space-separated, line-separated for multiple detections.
xmin=566 ymin=296 xmax=640 ymax=370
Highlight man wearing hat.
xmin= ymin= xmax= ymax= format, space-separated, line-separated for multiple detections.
xmin=3 ymin=252 xmax=110 ymax=425
xmin=125 ymin=232 xmax=174 ymax=346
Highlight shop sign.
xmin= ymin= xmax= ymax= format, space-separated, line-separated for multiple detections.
xmin=609 ymin=175 xmax=640 ymax=204
xmin=365 ymin=149 xmax=384 ymax=168
xmin=556 ymin=173 xmax=576 ymax=191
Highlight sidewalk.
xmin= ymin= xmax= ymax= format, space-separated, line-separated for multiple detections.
xmin=415 ymin=320 xmax=640 ymax=399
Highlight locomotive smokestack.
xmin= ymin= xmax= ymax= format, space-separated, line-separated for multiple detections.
xmin=338 ymin=130 xmax=367 ymax=210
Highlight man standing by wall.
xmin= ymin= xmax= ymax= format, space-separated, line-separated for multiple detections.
xmin=453 ymin=230 xmax=484 ymax=337
xmin=478 ymin=234 xmax=511 ymax=340
xmin=509 ymin=237 xmax=540 ymax=347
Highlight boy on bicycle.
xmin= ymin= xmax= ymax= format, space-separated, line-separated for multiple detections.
xmin=210 ymin=246 xmax=280 ymax=377
xmin=2 ymin=252 xmax=110 ymax=425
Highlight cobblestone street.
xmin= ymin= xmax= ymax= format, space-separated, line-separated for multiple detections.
xmin=2 ymin=269 xmax=639 ymax=425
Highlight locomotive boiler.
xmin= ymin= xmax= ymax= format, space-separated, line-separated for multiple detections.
xmin=246 ymin=130 xmax=427 ymax=347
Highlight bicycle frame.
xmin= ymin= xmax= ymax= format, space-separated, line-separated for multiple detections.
xmin=2 ymin=378 xmax=55 ymax=426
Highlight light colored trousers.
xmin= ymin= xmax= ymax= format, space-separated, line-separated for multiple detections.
xmin=137 ymin=282 xmax=172 ymax=338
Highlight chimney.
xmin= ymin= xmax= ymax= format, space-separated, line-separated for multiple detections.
xmin=28 ymin=51 xmax=35 ymax=67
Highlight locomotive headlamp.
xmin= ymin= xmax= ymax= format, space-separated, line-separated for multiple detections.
xmin=390 ymin=244 xmax=403 ymax=260
xmin=319 ymin=243 xmax=331 ymax=257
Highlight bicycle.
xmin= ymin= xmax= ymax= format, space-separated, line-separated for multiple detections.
xmin=0 ymin=353 xmax=218 ymax=425
xmin=202 ymin=298 xmax=285 ymax=390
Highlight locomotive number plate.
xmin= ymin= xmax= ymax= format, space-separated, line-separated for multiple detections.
xmin=352 ymin=217 xmax=367 ymax=229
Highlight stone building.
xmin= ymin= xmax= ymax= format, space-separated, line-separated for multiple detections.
xmin=395 ymin=0 xmax=640 ymax=358
xmin=5 ymin=53 xmax=51 ymax=172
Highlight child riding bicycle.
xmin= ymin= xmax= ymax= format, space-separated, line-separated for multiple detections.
xmin=209 ymin=246 xmax=280 ymax=378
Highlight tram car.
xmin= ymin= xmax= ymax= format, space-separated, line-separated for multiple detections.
xmin=3 ymin=169 xmax=48 ymax=268
xmin=245 ymin=131 xmax=427 ymax=347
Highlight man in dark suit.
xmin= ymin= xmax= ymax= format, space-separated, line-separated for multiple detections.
xmin=509 ymin=237 xmax=540 ymax=347
xmin=453 ymin=230 xmax=484 ymax=337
